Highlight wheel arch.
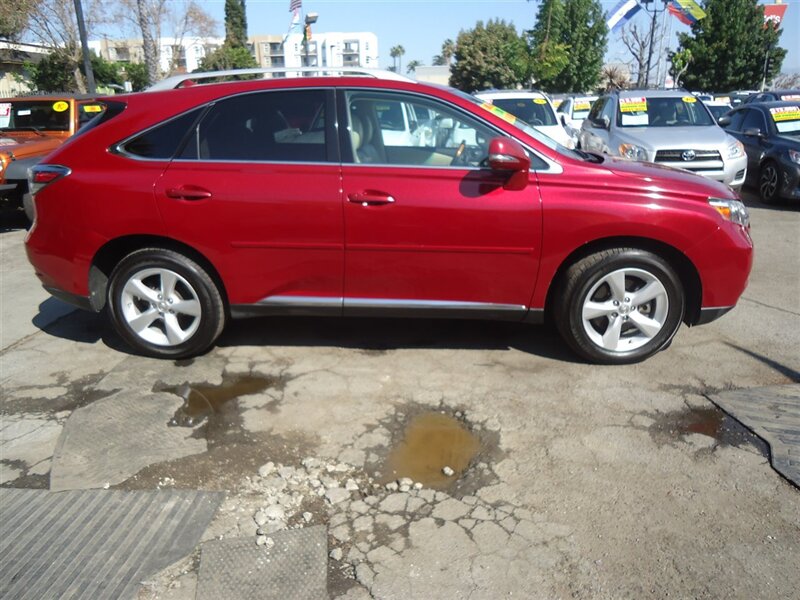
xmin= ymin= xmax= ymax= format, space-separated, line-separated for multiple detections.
xmin=89 ymin=235 xmax=228 ymax=312
xmin=544 ymin=236 xmax=702 ymax=326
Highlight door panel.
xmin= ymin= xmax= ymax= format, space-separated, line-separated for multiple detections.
xmin=154 ymin=88 xmax=344 ymax=306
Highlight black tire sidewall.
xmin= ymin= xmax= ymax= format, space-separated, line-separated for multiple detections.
xmin=108 ymin=250 xmax=224 ymax=359
xmin=562 ymin=251 xmax=684 ymax=364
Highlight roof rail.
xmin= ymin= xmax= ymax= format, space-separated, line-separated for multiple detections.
xmin=147 ymin=67 xmax=414 ymax=92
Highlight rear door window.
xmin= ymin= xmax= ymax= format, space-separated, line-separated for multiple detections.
xmin=122 ymin=108 xmax=204 ymax=159
xmin=181 ymin=89 xmax=331 ymax=163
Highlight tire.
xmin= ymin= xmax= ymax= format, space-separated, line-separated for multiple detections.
xmin=554 ymin=248 xmax=685 ymax=365
xmin=107 ymin=248 xmax=226 ymax=359
xmin=758 ymin=160 xmax=782 ymax=204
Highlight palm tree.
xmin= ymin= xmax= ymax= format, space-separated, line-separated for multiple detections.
xmin=441 ymin=39 xmax=455 ymax=65
xmin=390 ymin=45 xmax=405 ymax=74
xmin=406 ymin=60 xmax=422 ymax=74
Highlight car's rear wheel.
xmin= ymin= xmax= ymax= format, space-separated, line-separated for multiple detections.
xmin=108 ymin=249 xmax=225 ymax=358
xmin=555 ymin=248 xmax=684 ymax=364
xmin=758 ymin=160 xmax=782 ymax=204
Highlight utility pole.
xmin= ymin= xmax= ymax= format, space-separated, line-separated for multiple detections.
xmin=73 ymin=0 xmax=96 ymax=93
xmin=642 ymin=0 xmax=667 ymax=89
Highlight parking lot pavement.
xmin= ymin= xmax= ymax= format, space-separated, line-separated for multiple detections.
xmin=1 ymin=191 xmax=798 ymax=599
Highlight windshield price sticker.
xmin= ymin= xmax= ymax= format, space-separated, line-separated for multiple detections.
xmin=82 ymin=104 xmax=103 ymax=113
xmin=480 ymin=102 xmax=517 ymax=124
xmin=620 ymin=97 xmax=647 ymax=113
xmin=682 ymin=96 xmax=697 ymax=103
xmin=781 ymin=94 xmax=800 ymax=101
xmin=52 ymin=101 xmax=69 ymax=112
xmin=0 ymin=103 xmax=10 ymax=117
xmin=534 ymin=98 xmax=547 ymax=105
xmin=770 ymin=106 xmax=800 ymax=122
xmin=574 ymin=101 xmax=592 ymax=111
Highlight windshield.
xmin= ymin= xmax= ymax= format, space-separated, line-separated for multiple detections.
xmin=705 ymin=104 xmax=731 ymax=121
xmin=490 ymin=98 xmax=557 ymax=126
xmin=0 ymin=100 xmax=71 ymax=131
xmin=571 ymin=98 xmax=596 ymax=121
xmin=769 ymin=105 xmax=800 ymax=136
xmin=617 ymin=96 xmax=715 ymax=128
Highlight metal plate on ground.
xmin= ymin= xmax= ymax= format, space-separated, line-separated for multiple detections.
xmin=708 ymin=384 xmax=800 ymax=487
xmin=50 ymin=391 xmax=206 ymax=491
xmin=0 ymin=488 xmax=223 ymax=600
xmin=196 ymin=525 xmax=327 ymax=600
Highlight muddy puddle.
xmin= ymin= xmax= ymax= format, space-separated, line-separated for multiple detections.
xmin=156 ymin=374 xmax=278 ymax=428
xmin=379 ymin=410 xmax=487 ymax=491
xmin=649 ymin=405 xmax=768 ymax=456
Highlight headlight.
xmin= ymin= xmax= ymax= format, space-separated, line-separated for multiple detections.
xmin=789 ymin=149 xmax=800 ymax=165
xmin=727 ymin=140 xmax=745 ymax=160
xmin=618 ymin=143 xmax=648 ymax=161
xmin=709 ymin=197 xmax=749 ymax=228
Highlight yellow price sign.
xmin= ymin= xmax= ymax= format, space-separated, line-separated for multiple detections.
xmin=52 ymin=101 xmax=69 ymax=113
xmin=619 ymin=97 xmax=647 ymax=113
xmin=82 ymin=104 xmax=103 ymax=113
xmin=770 ymin=106 xmax=800 ymax=122
xmin=682 ymin=96 xmax=697 ymax=103
xmin=534 ymin=98 xmax=547 ymax=105
xmin=574 ymin=102 xmax=592 ymax=111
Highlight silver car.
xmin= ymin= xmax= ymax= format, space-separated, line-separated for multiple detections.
xmin=579 ymin=90 xmax=748 ymax=190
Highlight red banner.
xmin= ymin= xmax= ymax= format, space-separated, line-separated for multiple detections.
xmin=764 ymin=4 xmax=788 ymax=28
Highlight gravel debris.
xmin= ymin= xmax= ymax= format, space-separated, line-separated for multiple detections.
xmin=442 ymin=466 xmax=455 ymax=477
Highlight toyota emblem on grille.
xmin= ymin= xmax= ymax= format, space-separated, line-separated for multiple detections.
xmin=681 ymin=149 xmax=696 ymax=161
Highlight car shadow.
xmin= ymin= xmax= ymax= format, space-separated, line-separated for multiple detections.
xmin=739 ymin=188 xmax=798 ymax=212
xmin=0 ymin=208 xmax=30 ymax=233
xmin=215 ymin=316 xmax=580 ymax=363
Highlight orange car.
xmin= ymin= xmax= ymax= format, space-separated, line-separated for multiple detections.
xmin=0 ymin=95 xmax=104 ymax=216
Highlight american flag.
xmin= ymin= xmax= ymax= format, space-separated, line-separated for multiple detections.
xmin=289 ymin=0 xmax=302 ymax=12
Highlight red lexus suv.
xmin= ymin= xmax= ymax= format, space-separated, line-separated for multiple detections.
xmin=25 ymin=69 xmax=753 ymax=364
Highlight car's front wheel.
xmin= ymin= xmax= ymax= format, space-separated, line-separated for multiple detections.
xmin=107 ymin=249 xmax=225 ymax=358
xmin=555 ymin=249 xmax=685 ymax=364
xmin=758 ymin=160 xmax=782 ymax=204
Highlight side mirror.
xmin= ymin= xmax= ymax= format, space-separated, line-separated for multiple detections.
xmin=742 ymin=127 xmax=762 ymax=138
xmin=487 ymin=137 xmax=530 ymax=191
xmin=594 ymin=115 xmax=609 ymax=129
xmin=560 ymin=114 xmax=568 ymax=126
xmin=717 ymin=116 xmax=731 ymax=127
xmin=487 ymin=137 xmax=531 ymax=172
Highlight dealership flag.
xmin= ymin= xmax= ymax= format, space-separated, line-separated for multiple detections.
xmin=668 ymin=0 xmax=706 ymax=24
xmin=607 ymin=0 xmax=643 ymax=32
xmin=667 ymin=1 xmax=694 ymax=25
xmin=289 ymin=0 xmax=302 ymax=12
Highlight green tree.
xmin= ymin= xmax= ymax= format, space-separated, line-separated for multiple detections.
xmin=449 ymin=19 xmax=530 ymax=93
xmin=0 ymin=0 xmax=34 ymax=39
xmin=527 ymin=0 xmax=606 ymax=93
xmin=406 ymin=60 xmax=422 ymax=74
xmin=26 ymin=50 xmax=123 ymax=93
xmin=677 ymin=0 xmax=786 ymax=91
xmin=196 ymin=0 xmax=254 ymax=73
xmin=123 ymin=61 xmax=150 ymax=91
xmin=224 ymin=0 xmax=248 ymax=48
xmin=196 ymin=44 xmax=256 ymax=72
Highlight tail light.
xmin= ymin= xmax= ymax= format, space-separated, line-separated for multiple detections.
xmin=29 ymin=164 xmax=71 ymax=195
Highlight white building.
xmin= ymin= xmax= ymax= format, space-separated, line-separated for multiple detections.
xmin=89 ymin=31 xmax=378 ymax=76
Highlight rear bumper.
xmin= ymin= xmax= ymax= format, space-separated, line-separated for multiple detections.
xmin=43 ymin=286 xmax=92 ymax=311
xmin=693 ymin=305 xmax=734 ymax=326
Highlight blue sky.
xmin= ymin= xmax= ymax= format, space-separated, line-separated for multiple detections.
xmin=188 ymin=0 xmax=799 ymax=74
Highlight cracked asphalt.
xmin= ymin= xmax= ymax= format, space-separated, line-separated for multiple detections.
xmin=1 ymin=193 xmax=799 ymax=599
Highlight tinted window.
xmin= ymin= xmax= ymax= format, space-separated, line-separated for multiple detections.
xmin=185 ymin=90 xmax=328 ymax=162
xmin=741 ymin=108 xmax=766 ymax=132
xmin=587 ymin=97 xmax=606 ymax=122
xmin=726 ymin=109 xmax=746 ymax=131
xmin=124 ymin=108 xmax=203 ymax=159
xmin=0 ymin=100 xmax=70 ymax=131
xmin=491 ymin=98 xmax=557 ymax=126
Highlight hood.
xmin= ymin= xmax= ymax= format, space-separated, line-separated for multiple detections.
xmin=0 ymin=134 xmax=63 ymax=159
xmin=617 ymin=125 xmax=730 ymax=150
xmin=600 ymin=154 xmax=737 ymax=200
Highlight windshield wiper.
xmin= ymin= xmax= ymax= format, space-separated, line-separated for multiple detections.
xmin=0 ymin=126 xmax=45 ymax=135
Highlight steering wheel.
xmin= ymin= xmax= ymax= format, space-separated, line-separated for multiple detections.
xmin=451 ymin=141 xmax=468 ymax=166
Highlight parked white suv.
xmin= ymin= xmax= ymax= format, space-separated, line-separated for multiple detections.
xmin=474 ymin=90 xmax=575 ymax=148
xmin=579 ymin=90 xmax=748 ymax=189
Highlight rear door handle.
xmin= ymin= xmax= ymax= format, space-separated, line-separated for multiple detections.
xmin=347 ymin=191 xmax=395 ymax=206
xmin=166 ymin=186 xmax=212 ymax=201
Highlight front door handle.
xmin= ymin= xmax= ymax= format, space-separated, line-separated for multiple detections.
xmin=347 ymin=191 xmax=395 ymax=206
xmin=166 ymin=185 xmax=212 ymax=201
